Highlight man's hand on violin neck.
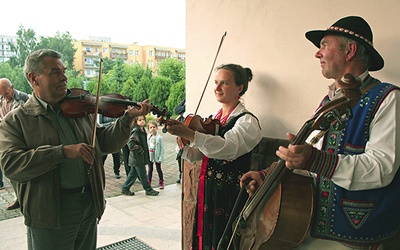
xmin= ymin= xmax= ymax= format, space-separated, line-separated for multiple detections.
xmin=127 ymin=100 xmax=152 ymax=118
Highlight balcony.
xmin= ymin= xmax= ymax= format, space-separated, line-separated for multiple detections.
xmin=84 ymin=51 xmax=102 ymax=58
xmin=110 ymin=52 xmax=128 ymax=59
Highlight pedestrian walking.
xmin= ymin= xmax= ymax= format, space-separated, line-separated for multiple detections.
xmin=121 ymin=116 xmax=159 ymax=196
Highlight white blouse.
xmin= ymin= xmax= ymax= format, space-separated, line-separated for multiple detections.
xmin=182 ymin=102 xmax=262 ymax=162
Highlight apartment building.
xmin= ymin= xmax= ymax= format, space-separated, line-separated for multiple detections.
xmin=74 ymin=36 xmax=185 ymax=78
xmin=0 ymin=35 xmax=17 ymax=63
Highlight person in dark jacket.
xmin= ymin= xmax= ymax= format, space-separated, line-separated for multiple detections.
xmin=98 ymin=114 xmax=122 ymax=179
xmin=121 ymin=115 xmax=159 ymax=196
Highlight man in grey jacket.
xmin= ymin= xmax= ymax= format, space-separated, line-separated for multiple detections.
xmin=0 ymin=49 xmax=152 ymax=250
xmin=0 ymin=78 xmax=29 ymax=209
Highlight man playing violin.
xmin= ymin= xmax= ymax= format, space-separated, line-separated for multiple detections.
xmin=0 ymin=49 xmax=153 ymax=250
xmin=241 ymin=16 xmax=400 ymax=249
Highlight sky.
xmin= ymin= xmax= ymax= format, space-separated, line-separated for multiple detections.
xmin=3 ymin=0 xmax=186 ymax=48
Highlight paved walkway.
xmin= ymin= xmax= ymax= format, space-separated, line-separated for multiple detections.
xmin=0 ymin=128 xmax=183 ymax=249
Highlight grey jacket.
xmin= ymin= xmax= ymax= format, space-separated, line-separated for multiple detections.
xmin=0 ymin=94 xmax=133 ymax=228
xmin=147 ymin=133 xmax=164 ymax=162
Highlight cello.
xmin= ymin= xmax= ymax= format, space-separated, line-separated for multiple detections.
xmin=223 ymin=73 xmax=363 ymax=249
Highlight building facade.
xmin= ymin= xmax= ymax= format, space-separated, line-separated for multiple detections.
xmin=73 ymin=37 xmax=185 ymax=78
xmin=0 ymin=35 xmax=17 ymax=63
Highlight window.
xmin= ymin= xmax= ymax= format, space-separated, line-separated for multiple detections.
xmin=85 ymin=46 xmax=92 ymax=52
xmin=129 ymin=50 xmax=133 ymax=55
xmin=135 ymin=50 xmax=139 ymax=56
xmin=86 ymin=69 xmax=93 ymax=76
xmin=85 ymin=58 xmax=93 ymax=64
xmin=149 ymin=50 xmax=153 ymax=56
xmin=103 ymin=47 xmax=108 ymax=54
xmin=178 ymin=53 xmax=185 ymax=60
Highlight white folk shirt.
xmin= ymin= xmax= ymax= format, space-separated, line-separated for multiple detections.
xmin=311 ymin=71 xmax=400 ymax=191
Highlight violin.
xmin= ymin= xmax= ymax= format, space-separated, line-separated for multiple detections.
xmin=180 ymin=114 xmax=221 ymax=145
xmin=60 ymin=88 xmax=168 ymax=119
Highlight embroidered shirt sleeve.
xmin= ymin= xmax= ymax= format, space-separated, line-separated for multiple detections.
xmin=306 ymin=147 xmax=338 ymax=178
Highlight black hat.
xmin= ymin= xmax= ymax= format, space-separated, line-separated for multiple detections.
xmin=305 ymin=16 xmax=384 ymax=71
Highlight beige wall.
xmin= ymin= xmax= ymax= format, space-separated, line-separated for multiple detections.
xmin=186 ymin=0 xmax=400 ymax=139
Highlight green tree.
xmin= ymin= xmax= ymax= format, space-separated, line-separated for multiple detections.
xmin=157 ymin=58 xmax=185 ymax=83
xmin=120 ymin=76 xmax=136 ymax=99
xmin=166 ymin=80 xmax=186 ymax=113
xmin=133 ymin=75 xmax=152 ymax=102
xmin=149 ymin=76 xmax=172 ymax=109
xmin=66 ymin=70 xmax=87 ymax=89
xmin=103 ymin=58 xmax=126 ymax=94
xmin=86 ymin=75 xmax=111 ymax=95
xmin=100 ymin=57 xmax=117 ymax=75
xmin=128 ymin=64 xmax=153 ymax=84
xmin=37 ymin=31 xmax=77 ymax=69
xmin=133 ymin=82 xmax=147 ymax=102
xmin=8 ymin=25 xmax=38 ymax=68
xmin=0 ymin=62 xmax=32 ymax=94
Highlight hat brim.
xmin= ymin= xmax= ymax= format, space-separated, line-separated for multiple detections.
xmin=305 ymin=30 xmax=384 ymax=71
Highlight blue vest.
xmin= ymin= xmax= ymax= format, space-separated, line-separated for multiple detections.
xmin=311 ymin=81 xmax=400 ymax=247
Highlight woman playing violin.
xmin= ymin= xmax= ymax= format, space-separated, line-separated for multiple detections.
xmin=165 ymin=63 xmax=262 ymax=249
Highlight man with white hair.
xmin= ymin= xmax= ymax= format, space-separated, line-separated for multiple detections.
xmin=0 ymin=78 xmax=29 ymax=210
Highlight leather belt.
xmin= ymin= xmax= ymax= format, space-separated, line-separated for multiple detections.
xmin=61 ymin=185 xmax=91 ymax=194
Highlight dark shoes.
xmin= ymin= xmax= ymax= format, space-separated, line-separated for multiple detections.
xmin=121 ymin=190 xmax=135 ymax=196
xmin=6 ymin=200 xmax=20 ymax=210
xmin=146 ymin=189 xmax=159 ymax=196
xmin=115 ymin=174 xmax=121 ymax=179
xmin=176 ymin=178 xmax=181 ymax=184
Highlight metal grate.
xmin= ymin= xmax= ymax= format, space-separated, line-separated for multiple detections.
xmin=97 ymin=236 xmax=155 ymax=250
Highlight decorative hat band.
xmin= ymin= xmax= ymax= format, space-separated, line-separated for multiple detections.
xmin=328 ymin=26 xmax=373 ymax=47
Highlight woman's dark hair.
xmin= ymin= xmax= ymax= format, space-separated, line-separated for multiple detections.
xmin=215 ymin=64 xmax=253 ymax=96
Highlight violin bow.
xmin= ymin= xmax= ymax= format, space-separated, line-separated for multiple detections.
xmin=194 ymin=31 xmax=227 ymax=115
xmin=90 ymin=58 xmax=104 ymax=148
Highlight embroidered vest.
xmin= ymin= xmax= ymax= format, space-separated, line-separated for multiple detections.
xmin=311 ymin=82 xmax=400 ymax=247
xmin=206 ymin=112 xmax=259 ymax=181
